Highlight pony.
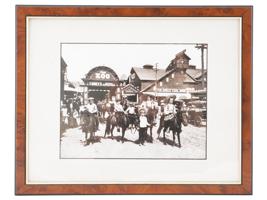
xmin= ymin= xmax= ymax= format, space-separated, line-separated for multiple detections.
xmin=104 ymin=112 xmax=129 ymax=143
xmin=146 ymin=107 xmax=158 ymax=141
xmin=162 ymin=112 xmax=182 ymax=147
xmin=80 ymin=110 xmax=97 ymax=145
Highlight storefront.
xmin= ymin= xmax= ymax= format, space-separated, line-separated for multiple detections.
xmin=122 ymin=84 xmax=139 ymax=103
xmin=81 ymin=66 xmax=120 ymax=102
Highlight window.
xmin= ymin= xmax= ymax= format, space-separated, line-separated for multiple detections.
xmin=171 ymin=73 xmax=174 ymax=78
xmin=166 ymin=77 xmax=169 ymax=82
xmin=159 ymin=81 xmax=162 ymax=86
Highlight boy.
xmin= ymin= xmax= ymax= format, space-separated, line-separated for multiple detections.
xmin=138 ymin=108 xmax=150 ymax=145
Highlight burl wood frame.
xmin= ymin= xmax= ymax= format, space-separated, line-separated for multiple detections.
xmin=16 ymin=6 xmax=252 ymax=195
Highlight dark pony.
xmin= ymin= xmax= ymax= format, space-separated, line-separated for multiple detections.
xmin=80 ymin=110 xmax=97 ymax=145
xmin=162 ymin=112 xmax=182 ymax=147
xmin=127 ymin=106 xmax=139 ymax=133
xmin=146 ymin=107 xmax=157 ymax=140
xmin=104 ymin=112 xmax=129 ymax=143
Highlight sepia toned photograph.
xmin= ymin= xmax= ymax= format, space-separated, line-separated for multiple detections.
xmin=15 ymin=6 xmax=252 ymax=194
xmin=60 ymin=43 xmax=207 ymax=159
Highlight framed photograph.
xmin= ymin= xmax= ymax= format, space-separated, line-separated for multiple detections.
xmin=16 ymin=6 xmax=252 ymax=194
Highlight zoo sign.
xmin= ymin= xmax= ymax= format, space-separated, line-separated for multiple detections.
xmin=95 ymin=71 xmax=111 ymax=80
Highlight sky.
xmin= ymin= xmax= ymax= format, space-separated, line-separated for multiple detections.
xmin=61 ymin=43 xmax=207 ymax=82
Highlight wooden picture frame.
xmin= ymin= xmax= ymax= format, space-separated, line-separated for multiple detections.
xmin=16 ymin=6 xmax=252 ymax=195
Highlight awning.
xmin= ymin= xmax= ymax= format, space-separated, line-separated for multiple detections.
xmin=142 ymin=92 xmax=191 ymax=99
xmin=64 ymin=85 xmax=77 ymax=92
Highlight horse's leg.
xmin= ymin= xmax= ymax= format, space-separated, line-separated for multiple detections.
xmin=129 ymin=120 xmax=132 ymax=133
xmin=85 ymin=132 xmax=88 ymax=145
xmin=121 ymin=128 xmax=125 ymax=143
xmin=157 ymin=125 xmax=161 ymax=139
xmin=163 ymin=130 xmax=166 ymax=145
xmin=105 ymin=126 xmax=110 ymax=137
xmin=130 ymin=124 xmax=133 ymax=134
xmin=88 ymin=132 xmax=92 ymax=144
xmin=110 ymin=125 xmax=114 ymax=139
xmin=104 ymin=128 xmax=107 ymax=137
xmin=172 ymin=131 xmax=176 ymax=146
xmin=162 ymin=121 xmax=169 ymax=145
xmin=177 ymin=132 xmax=181 ymax=148
xmin=150 ymin=126 xmax=153 ymax=139
xmin=105 ymin=117 xmax=110 ymax=137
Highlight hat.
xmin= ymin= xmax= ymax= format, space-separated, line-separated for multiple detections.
xmin=139 ymin=108 xmax=146 ymax=113
xmin=83 ymin=106 xmax=88 ymax=110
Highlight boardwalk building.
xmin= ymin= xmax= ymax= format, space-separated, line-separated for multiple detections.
xmin=141 ymin=50 xmax=207 ymax=100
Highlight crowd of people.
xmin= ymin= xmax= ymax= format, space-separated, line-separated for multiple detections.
xmin=60 ymin=94 xmax=185 ymax=145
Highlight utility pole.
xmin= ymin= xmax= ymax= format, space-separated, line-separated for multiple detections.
xmin=195 ymin=44 xmax=207 ymax=89
xmin=155 ymin=63 xmax=158 ymax=98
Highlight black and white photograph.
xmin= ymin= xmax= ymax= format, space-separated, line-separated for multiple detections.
xmin=60 ymin=43 xmax=207 ymax=159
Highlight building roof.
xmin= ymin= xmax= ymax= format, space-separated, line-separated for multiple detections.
xmin=140 ymin=69 xmax=175 ymax=92
xmin=141 ymin=68 xmax=203 ymax=92
xmin=131 ymin=67 xmax=166 ymax=81
xmin=166 ymin=49 xmax=191 ymax=71
xmin=175 ymin=49 xmax=191 ymax=60
xmin=186 ymin=69 xmax=207 ymax=80
xmin=70 ymin=81 xmax=83 ymax=88
xmin=183 ymin=73 xmax=197 ymax=83
xmin=122 ymin=84 xmax=139 ymax=93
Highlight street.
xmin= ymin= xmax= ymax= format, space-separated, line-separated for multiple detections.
xmin=60 ymin=121 xmax=206 ymax=159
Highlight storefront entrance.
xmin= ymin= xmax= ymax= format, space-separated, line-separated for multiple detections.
xmin=122 ymin=84 xmax=139 ymax=103
xmin=81 ymin=66 xmax=120 ymax=102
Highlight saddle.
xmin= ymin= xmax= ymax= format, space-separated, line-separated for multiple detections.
xmin=164 ymin=113 xmax=175 ymax=121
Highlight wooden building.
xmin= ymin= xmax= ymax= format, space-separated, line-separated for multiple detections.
xmin=121 ymin=84 xmax=139 ymax=103
xmin=140 ymin=50 xmax=207 ymax=100
xmin=128 ymin=65 xmax=166 ymax=90
xmin=126 ymin=64 xmax=166 ymax=102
